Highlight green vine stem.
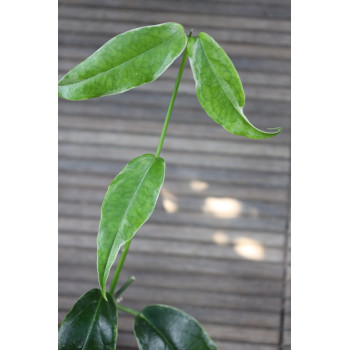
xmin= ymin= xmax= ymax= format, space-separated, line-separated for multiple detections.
xmin=109 ymin=239 xmax=132 ymax=294
xmin=109 ymin=30 xmax=193 ymax=295
xmin=155 ymin=29 xmax=193 ymax=158
xmin=115 ymin=303 xmax=139 ymax=317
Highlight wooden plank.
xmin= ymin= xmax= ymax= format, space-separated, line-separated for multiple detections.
xmin=59 ymin=247 xmax=284 ymax=280
xmin=58 ymin=120 xmax=290 ymax=158
xmin=58 ymin=183 xmax=287 ymax=220
xmin=58 ymin=63 xmax=290 ymax=101
xmin=58 ymin=144 xmax=290 ymax=174
xmin=58 ymin=90 xmax=291 ymax=122
xmin=58 ymin=264 xmax=283 ymax=296
xmin=58 ymin=34 xmax=290 ymax=74
xmin=58 ymin=18 xmax=290 ymax=47
xmin=59 ymin=232 xmax=284 ymax=263
xmin=57 ymin=113 xmax=290 ymax=142
xmin=58 ymin=200 xmax=286 ymax=232
xmin=58 ymin=101 xmax=290 ymax=135
xmin=58 ymin=187 xmax=288 ymax=219
xmin=58 ymin=128 xmax=290 ymax=159
xmin=59 ymin=217 xmax=285 ymax=247
xmin=58 ymin=0 xmax=291 ymax=7
xmin=58 ymin=159 xmax=290 ymax=188
xmin=111 ymin=332 xmax=138 ymax=349
xmin=58 ymin=175 xmax=289 ymax=217
xmin=58 ymin=0 xmax=291 ymax=20
xmin=58 ymin=279 xmax=281 ymax=313
xmin=190 ymin=0 xmax=290 ymax=6
xmin=212 ymin=341 xmax=278 ymax=350
xmin=59 ymin=159 xmax=288 ymax=190
xmin=282 ymin=223 xmax=291 ymax=347
xmin=58 ymin=6 xmax=290 ymax=32
xmin=57 ymin=171 xmax=289 ymax=203
xmin=284 ymin=314 xmax=291 ymax=330
xmin=283 ymin=330 xmax=291 ymax=346
xmin=58 ymin=37 xmax=289 ymax=77
xmin=167 ymin=66 xmax=286 ymax=90
xmin=58 ymin=290 xmax=280 ymax=329
xmin=59 ymin=300 xmax=279 ymax=345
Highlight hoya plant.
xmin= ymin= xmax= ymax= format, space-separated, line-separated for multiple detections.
xmin=58 ymin=22 xmax=281 ymax=349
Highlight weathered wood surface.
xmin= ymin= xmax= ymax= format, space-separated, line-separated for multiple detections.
xmin=58 ymin=0 xmax=291 ymax=348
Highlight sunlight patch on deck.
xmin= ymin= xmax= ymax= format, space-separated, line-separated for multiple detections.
xmin=212 ymin=232 xmax=265 ymax=260
xmin=203 ymin=197 xmax=242 ymax=218
xmin=161 ymin=187 xmax=178 ymax=213
xmin=234 ymin=237 xmax=265 ymax=261
xmin=190 ymin=180 xmax=209 ymax=192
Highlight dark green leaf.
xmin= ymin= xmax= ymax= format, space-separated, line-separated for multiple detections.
xmin=97 ymin=154 xmax=165 ymax=297
xmin=187 ymin=32 xmax=281 ymax=139
xmin=58 ymin=289 xmax=117 ymax=350
xmin=58 ymin=22 xmax=187 ymax=100
xmin=134 ymin=305 xmax=217 ymax=350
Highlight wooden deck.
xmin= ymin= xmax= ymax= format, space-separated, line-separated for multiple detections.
xmin=58 ymin=1 xmax=291 ymax=349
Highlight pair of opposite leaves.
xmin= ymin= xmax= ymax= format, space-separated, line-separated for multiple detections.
xmin=58 ymin=22 xmax=281 ymax=298
xmin=58 ymin=289 xmax=217 ymax=350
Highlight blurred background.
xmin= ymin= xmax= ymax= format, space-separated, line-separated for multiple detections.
xmin=58 ymin=1 xmax=290 ymax=349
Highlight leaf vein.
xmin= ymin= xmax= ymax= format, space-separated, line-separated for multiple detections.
xmin=102 ymin=158 xmax=155 ymax=284
xmin=139 ymin=313 xmax=177 ymax=350
xmin=60 ymin=31 xmax=184 ymax=89
xmin=81 ymin=296 xmax=103 ymax=350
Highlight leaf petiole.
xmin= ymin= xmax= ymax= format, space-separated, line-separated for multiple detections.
xmin=116 ymin=303 xmax=139 ymax=317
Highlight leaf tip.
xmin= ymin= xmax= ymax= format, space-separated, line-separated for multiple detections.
xmin=267 ymin=126 xmax=283 ymax=134
xmin=100 ymin=286 xmax=108 ymax=301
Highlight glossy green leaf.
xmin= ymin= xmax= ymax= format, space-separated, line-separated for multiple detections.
xmin=97 ymin=154 xmax=165 ymax=297
xmin=58 ymin=23 xmax=187 ymax=100
xmin=134 ymin=305 xmax=217 ymax=350
xmin=187 ymin=32 xmax=281 ymax=139
xmin=58 ymin=289 xmax=117 ymax=350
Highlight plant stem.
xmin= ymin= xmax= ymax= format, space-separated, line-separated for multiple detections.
xmin=115 ymin=276 xmax=135 ymax=298
xmin=109 ymin=31 xmax=193 ymax=296
xmin=155 ymin=30 xmax=192 ymax=158
xmin=115 ymin=303 xmax=139 ymax=317
xmin=109 ymin=239 xmax=132 ymax=294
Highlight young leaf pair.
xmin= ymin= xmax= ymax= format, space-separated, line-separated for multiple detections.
xmin=58 ymin=289 xmax=217 ymax=350
xmin=58 ymin=22 xmax=281 ymax=139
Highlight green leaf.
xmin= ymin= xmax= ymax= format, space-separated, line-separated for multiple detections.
xmin=58 ymin=22 xmax=187 ymax=100
xmin=187 ymin=32 xmax=281 ymax=139
xmin=97 ymin=154 xmax=165 ymax=297
xmin=58 ymin=289 xmax=118 ymax=350
xmin=134 ymin=305 xmax=217 ymax=350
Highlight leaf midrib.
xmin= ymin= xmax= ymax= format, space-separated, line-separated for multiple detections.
xmin=59 ymin=30 xmax=184 ymax=88
xmin=81 ymin=295 xmax=103 ymax=350
xmin=102 ymin=158 xmax=155 ymax=282
xmin=198 ymin=38 xmax=243 ymax=116
xmin=139 ymin=313 xmax=177 ymax=350
xmin=197 ymin=37 xmax=276 ymax=135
